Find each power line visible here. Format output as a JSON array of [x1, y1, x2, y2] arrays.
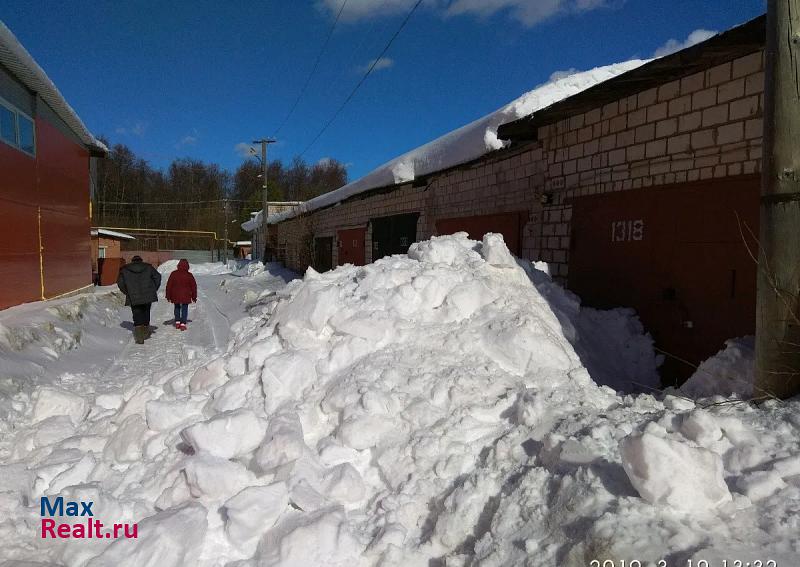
[[300, 0, 423, 158], [96, 199, 246, 205], [272, 0, 349, 138]]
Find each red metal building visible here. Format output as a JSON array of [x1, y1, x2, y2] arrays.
[[0, 22, 107, 310]]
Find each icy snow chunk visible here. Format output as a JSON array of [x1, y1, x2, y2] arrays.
[[736, 470, 787, 501], [447, 279, 498, 319], [48, 453, 96, 494], [113, 385, 161, 424], [189, 357, 228, 393], [272, 283, 341, 336], [620, 432, 732, 511], [771, 455, 800, 478], [209, 373, 260, 413], [0, 463, 34, 504], [145, 396, 206, 431], [95, 393, 123, 410], [261, 350, 318, 413], [31, 386, 87, 426], [15, 416, 76, 455], [321, 463, 366, 504], [86, 503, 207, 567], [254, 413, 307, 473], [248, 336, 283, 370], [679, 410, 724, 447], [181, 409, 266, 459], [224, 483, 289, 552], [480, 233, 517, 267], [407, 232, 480, 266], [255, 507, 360, 566], [104, 415, 149, 463], [182, 454, 256, 500], [681, 336, 755, 398], [338, 415, 404, 451], [225, 354, 248, 377]]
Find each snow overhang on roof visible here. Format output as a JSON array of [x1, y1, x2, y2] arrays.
[[241, 211, 262, 233], [263, 15, 765, 228], [242, 202, 305, 231], [265, 59, 651, 226], [92, 228, 136, 241], [497, 15, 765, 142], [0, 21, 108, 157]]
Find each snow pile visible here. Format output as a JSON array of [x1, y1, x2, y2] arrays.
[[157, 260, 232, 276], [250, 60, 647, 228], [0, 290, 124, 423], [1, 235, 799, 566], [681, 336, 756, 399], [231, 261, 267, 278]]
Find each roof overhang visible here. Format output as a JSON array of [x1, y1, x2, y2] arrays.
[[0, 22, 108, 157], [497, 15, 766, 143], [92, 228, 136, 241]]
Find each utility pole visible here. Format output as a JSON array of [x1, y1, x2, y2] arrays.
[[253, 138, 276, 262], [223, 198, 229, 264], [755, 0, 800, 399]]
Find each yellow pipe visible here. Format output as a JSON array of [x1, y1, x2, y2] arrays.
[[37, 206, 45, 300], [45, 284, 94, 302]]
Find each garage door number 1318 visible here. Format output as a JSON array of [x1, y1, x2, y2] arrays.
[[611, 219, 644, 243]]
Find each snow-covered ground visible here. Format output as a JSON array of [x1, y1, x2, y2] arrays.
[[0, 239, 798, 567]]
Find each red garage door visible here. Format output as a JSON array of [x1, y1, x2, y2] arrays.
[[337, 227, 366, 266], [436, 211, 524, 255], [568, 175, 760, 384]]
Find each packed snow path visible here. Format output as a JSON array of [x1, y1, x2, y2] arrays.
[[90, 278, 232, 403], [0, 242, 798, 567]]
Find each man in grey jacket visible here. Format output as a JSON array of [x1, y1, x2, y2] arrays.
[[117, 256, 162, 344]]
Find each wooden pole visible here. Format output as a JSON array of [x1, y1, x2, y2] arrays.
[[755, 0, 800, 398]]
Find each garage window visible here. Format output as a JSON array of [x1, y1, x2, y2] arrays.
[[18, 114, 35, 155], [0, 98, 35, 156], [0, 103, 15, 145]]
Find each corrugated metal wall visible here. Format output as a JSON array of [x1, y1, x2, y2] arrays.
[[38, 119, 91, 298], [0, 140, 40, 309], [0, 113, 91, 310]]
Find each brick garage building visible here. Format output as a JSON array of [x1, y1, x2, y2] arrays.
[[268, 16, 765, 382], [0, 22, 107, 310]]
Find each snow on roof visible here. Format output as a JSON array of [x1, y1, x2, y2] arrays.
[[263, 59, 647, 226], [0, 21, 107, 156], [242, 202, 305, 232], [92, 228, 136, 241]]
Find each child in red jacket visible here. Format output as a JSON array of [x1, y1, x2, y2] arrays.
[[165, 259, 197, 330]]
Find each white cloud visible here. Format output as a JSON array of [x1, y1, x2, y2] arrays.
[[358, 57, 394, 73], [177, 135, 198, 148], [114, 121, 148, 137], [653, 29, 717, 58], [234, 142, 258, 159], [318, 0, 611, 26], [317, 157, 333, 167], [318, 0, 423, 21]]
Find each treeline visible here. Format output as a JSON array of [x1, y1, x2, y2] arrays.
[[92, 139, 347, 242]]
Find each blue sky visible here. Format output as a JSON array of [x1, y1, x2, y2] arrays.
[[1, 0, 764, 182]]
